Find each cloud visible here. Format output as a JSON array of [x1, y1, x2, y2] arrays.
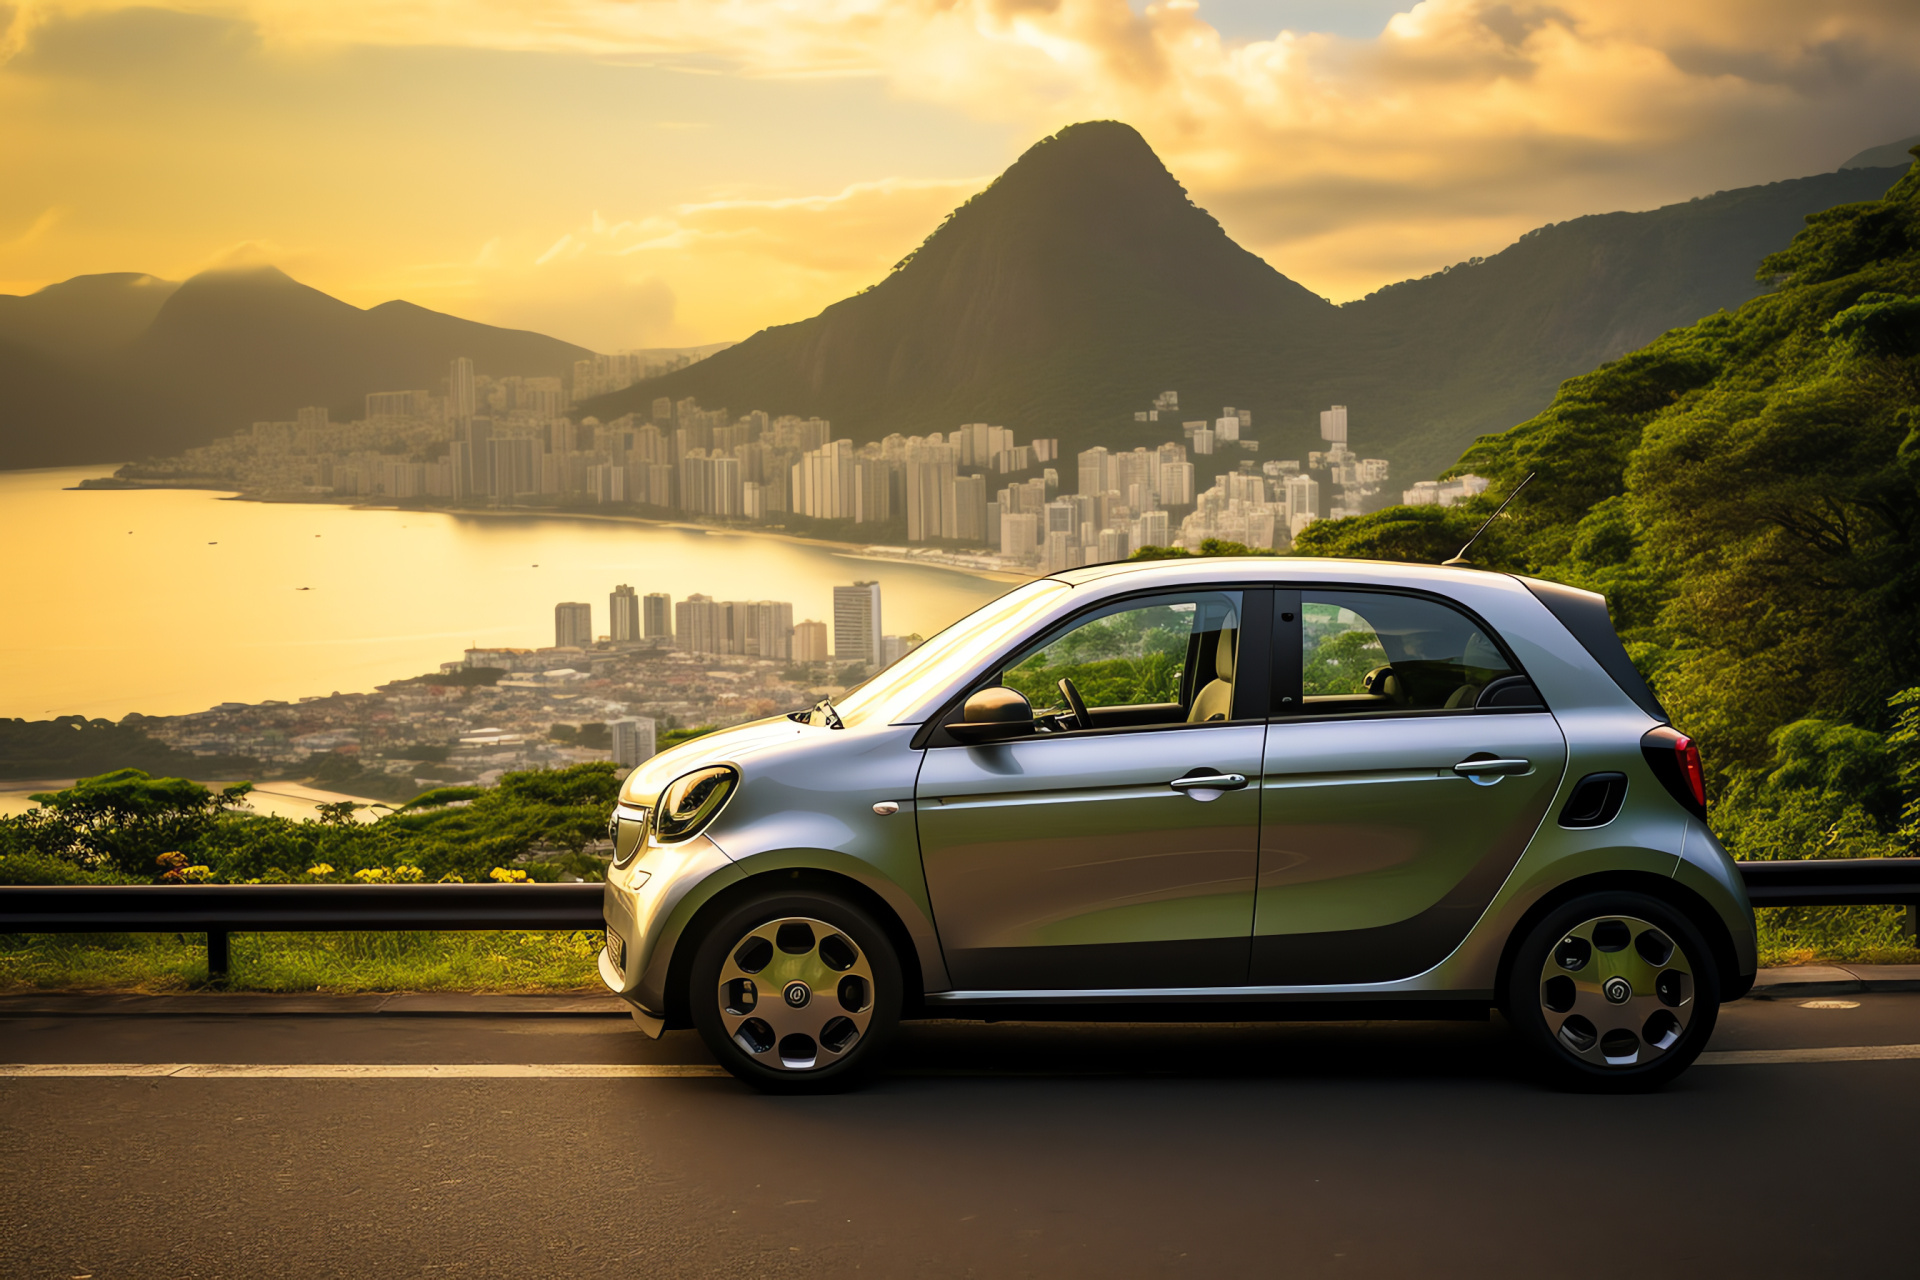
[[7, 0, 1920, 323], [410, 176, 990, 349]]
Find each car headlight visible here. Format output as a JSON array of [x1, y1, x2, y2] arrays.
[[652, 765, 739, 843], [609, 801, 651, 869]]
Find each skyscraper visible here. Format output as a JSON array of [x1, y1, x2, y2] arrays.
[[610, 718, 657, 767], [833, 581, 882, 669], [555, 602, 592, 649], [643, 592, 672, 640], [609, 585, 640, 642], [449, 356, 475, 424]]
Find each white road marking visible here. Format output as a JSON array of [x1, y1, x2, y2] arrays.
[[4, 1046, 1919, 1078], [0, 1063, 727, 1078], [1697, 1043, 1920, 1066]]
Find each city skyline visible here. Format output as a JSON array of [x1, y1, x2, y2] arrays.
[[115, 355, 1476, 566]]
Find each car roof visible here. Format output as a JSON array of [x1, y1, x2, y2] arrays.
[[1052, 555, 1519, 593]]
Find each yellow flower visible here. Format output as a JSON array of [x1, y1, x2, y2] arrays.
[[307, 863, 334, 877], [489, 867, 530, 883], [392, 865, 425, 883], [437, 873, 464, 884]]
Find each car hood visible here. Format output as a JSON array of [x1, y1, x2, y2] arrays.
[[618, 715, 810, 804]]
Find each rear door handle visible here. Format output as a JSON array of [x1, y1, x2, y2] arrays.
[[1453, 758, 1531, 777], [1169, 773, 1249, 791]]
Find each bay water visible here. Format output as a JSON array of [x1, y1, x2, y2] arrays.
[[0, 466, 1013, 720]]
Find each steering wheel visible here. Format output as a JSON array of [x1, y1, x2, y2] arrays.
[[1057, 677, 1091, 731]]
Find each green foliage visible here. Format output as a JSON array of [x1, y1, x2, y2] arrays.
[[9, 770, 252, 877], [1002, 604, 1189, 710], [303, 751, 425, 803], [1303, 628, 1387, 697], [659, 725, 719, 751], [0, 715, 258, 782], [1126, 538, 1278, 563], [1289, 160, 1920, 796], [401, 786, 485, 810], [0, 763, 621, 887]]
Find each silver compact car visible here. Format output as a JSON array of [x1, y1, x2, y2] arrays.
[[600, 558, 1754, 1092]]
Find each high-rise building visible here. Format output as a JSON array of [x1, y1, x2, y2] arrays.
[[643, 592, 672, 640], [610, 718, 657, 767], [833, 581, 882, 668], [449, 357, 476, 424], [733, 600, 794, 660], [793, 619, 830, 663], [610, 585, 640, 642], [554, 602, 592, 649], [676, 594, 723, 654], [1320, 404, 1348, 444]]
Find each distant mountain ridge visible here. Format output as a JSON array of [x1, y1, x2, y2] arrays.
[[0, 266, 590, 468], [587, 121, 1912, 481], [2, 124, 1913, 477]]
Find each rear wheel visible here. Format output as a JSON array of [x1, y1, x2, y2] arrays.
[[689, 888, 901, 1093], [1503, 890, 1720, 1092]]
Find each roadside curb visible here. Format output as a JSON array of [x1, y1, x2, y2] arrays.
[[1746, 965, 1920, 999], [0, 992, 631, 1017]]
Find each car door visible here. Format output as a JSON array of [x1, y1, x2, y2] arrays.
[[1251, 587, 1567, 985], [916, 588, 1270, 991]]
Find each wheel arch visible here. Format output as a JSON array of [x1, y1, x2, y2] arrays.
[[661, 866, 929, 1029], [1492, 870, 1746, 1011]]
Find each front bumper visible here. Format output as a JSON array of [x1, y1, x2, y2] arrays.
[[598, 832, 739, 1025]]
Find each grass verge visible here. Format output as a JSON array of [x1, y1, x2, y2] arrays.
[[2, 909, 1913, 994], [0, 930, 602, 993]]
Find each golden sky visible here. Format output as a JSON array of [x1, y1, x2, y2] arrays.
[[2, 0, 1916, 350]]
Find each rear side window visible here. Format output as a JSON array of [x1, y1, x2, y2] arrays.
[[1298, 591, 1520, 715]]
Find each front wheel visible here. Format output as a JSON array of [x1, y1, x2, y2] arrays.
[[689, 889, 902, 1093], [1503, 891, 1720, 1092]]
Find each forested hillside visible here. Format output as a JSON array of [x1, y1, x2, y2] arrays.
[[1295, 149, 1920, 896], [590, 121, 1907, 481]]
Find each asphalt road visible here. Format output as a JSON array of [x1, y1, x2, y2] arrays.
[[3, 996, 1917, 1279]]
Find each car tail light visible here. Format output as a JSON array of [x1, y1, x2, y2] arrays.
[[1640, 726, 1707, 820]]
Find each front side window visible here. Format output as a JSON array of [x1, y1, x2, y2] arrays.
[[996, 590, 1244, 729], [1299, 591, 1518, 715]]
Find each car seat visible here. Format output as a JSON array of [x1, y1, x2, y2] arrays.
[[1187, 627, 1236, 722]]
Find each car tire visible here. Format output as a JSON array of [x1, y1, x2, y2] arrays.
[[689, 888, 902, 1094], [1503, 890, 1720, 1093]]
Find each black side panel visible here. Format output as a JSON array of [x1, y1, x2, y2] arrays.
[[947, 938, 1253, 991], [1519, 578, 1667, 721]]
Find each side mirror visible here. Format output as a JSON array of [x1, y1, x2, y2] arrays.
[[944, 686, 1036, 744]]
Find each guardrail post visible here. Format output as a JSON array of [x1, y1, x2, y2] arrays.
[[1904, 904, 1917, 945], [206, 930, 230, 985]]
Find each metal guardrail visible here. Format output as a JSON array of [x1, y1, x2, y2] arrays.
[[1, 861, 1916, 980], [0, 883, 604, 977], [1737, 858, 1920, 908]]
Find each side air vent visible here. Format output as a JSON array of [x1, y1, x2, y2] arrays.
[[1559, 772, 1628, 828]]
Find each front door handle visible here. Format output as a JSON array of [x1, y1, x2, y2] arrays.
[[1453, 757, 1531, 778], [1169, 773, 1249, 791]]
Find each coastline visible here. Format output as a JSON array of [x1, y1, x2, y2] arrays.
[[74, 476, 1032, 585]]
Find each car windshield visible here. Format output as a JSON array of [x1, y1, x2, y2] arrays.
[[832, 578, 1071, 727]]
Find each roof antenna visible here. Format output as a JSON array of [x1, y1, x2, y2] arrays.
[[1443, 471, 1535, 568]]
